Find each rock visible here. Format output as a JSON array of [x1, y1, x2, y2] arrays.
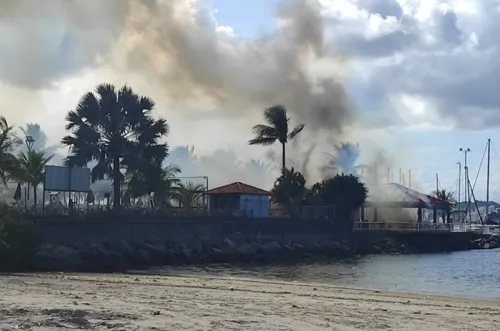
[[260, 241, 282, 253], [223, 238, 236, 249], [236, 244, 256, 256]]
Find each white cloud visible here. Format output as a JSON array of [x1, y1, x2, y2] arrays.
[[3, 0, 500, 197]]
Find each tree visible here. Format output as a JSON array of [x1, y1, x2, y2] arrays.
[[432, 189, 455, 203], [14, 150, 53, 205], [311, 174, 368, 221], [61, 83, 169, 210], [432, 189, 455, 222], [19, 123, 61, 162], [325, 142, 361, 175], [249, 105, 304, 172], [0, 116, 21, 186], [272, 167, 306, 215], [126, 164, 182, 208], [175, 182, 205, 210]]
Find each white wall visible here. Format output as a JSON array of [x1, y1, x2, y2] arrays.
[[239, 194, 270, 217]]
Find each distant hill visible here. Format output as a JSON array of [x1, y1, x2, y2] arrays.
[[455, 200, 500, 211]]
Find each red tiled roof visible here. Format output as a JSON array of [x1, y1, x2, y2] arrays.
[[205, 182, 271, 195]]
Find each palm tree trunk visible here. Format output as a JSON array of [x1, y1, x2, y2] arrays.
[[33, 184, 37, 206], [113, 157, 121, 211], [281, 142, 286, 173]]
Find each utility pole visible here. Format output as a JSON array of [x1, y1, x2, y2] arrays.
[[399, 168, 402, 184], [408, 169, 412, 188]]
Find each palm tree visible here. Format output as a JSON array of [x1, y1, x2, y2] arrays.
[[14, 150, 53, 205], [325, 142, 361, 175], [126, 164, 182, 208], [249, 105, 304, 172], [0, 116, 21, 186], [175, 181, 205, 210], [432, 189, 456, 222], [432, 189, 455, 203], [61, 83, 169, 210]]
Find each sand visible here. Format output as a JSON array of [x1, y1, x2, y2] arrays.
[[0, 273, 499, 330]]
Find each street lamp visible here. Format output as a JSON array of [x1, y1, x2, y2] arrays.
[[25, 136, 34, 151], [459, 148, 471, 222]]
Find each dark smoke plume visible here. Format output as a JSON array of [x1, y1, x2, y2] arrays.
[[0, 0, 355, 134]]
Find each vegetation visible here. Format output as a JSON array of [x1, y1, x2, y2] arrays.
[[0, 116, 21, 185], [0, 82, 370, 227], [61, 83, 169, 210], [126, 164, 182, 208], [249, 105, 304, 172], [311, 174, 368, 218], [432, 189, 456, 222], [432, 189, 455, 204], [325, 142, 361, 175], [272, 168, 306, 214], [271, 167, 368, 222], [0, 203, 39, 270], [175, 181, 205, 210], [14, 150, 53, 205]]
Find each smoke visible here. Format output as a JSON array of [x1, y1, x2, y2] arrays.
[[0, 0, 129, 88], [0, 0, 354, 134], [167, 146, 278, 190]]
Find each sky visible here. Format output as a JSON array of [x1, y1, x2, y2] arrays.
[[1, 0, 499, 201]]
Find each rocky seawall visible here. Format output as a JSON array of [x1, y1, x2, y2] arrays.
[[27, 232, 500, 273]]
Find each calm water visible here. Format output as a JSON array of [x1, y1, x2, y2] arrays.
[[153, 249, 500, 299]]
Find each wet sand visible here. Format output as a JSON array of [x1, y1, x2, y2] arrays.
[[0, 273, 499, 330]]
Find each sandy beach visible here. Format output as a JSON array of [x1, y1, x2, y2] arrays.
[[0, 273, 499, 330]]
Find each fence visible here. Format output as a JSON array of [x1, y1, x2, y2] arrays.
[[353, 222, 472, 232]]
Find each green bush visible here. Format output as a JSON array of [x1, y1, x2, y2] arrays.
[[0, 203, 40, 271]]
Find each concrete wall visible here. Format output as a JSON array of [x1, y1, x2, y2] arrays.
[[33, 217, 350, 246]]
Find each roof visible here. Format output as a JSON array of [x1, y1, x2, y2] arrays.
[[364, 183, 452, 210], [205, 182, 271, 196]]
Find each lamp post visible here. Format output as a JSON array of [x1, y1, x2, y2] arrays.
[[459, 148, 470, 222], [24, 136, 36, 205], [25, 135, 34, 151]]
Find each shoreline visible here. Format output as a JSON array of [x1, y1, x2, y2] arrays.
[[23, 232, 500, 273], [131, 264, 500, 302], [1, 273, 499, 330]]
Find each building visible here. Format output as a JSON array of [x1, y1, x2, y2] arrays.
[[205, 182, 271, 217], [363, 183, 453, 224]]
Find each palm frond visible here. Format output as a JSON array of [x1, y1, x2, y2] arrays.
[[288, 123, 305, 139], [251, 124, 276, 138], [263, 105, 288, 128], [249, 136, 277, 146]]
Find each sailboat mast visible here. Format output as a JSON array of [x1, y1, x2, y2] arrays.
[[486, 138, 491, 218]]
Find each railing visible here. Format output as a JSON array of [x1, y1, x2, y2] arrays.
[[353, 222, 472, 232], [470, 224, 500, 235]]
